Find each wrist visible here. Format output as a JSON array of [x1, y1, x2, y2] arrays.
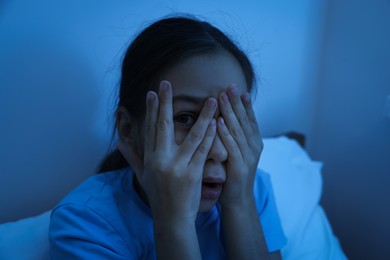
[[153, 216, 196, 236], [220, 196, 268, 259], [220, 195, 257, 212], [153, 218, 201, 260], [151, 206, 197, 225]]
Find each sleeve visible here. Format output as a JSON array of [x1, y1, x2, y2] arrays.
[[254, 169, 288, 253], [49, 204, 136, 259]]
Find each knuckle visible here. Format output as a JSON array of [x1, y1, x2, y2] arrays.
[[230, 128, 241, 139], [197, 143, 209, 155], [188, 131, 202, 144], [153, 160, 166, 172], [171, 164, 181, 175], [153, 156, 171, 171], [205, 129, 216, 139], [255, 139, 264, 153], [222, 128, 231, 137], [259, 139, 264, 150], [157, 119, 171, 131], [237, 116, 246, 126], [205, 129, 214, 137]]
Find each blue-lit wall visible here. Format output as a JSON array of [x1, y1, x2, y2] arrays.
[[0, 0, 325, 221], [309, 0, 390, 259]]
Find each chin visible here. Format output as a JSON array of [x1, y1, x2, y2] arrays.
[[198, 199, 219, 213]]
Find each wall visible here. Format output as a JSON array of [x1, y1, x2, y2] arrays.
[[0, 0, 325, 223], [309, 0, 390, 258]]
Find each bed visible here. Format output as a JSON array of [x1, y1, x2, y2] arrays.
[[0, 134, 346, 259]]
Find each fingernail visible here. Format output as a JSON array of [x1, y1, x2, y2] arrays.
[[210, 118, 216, 126], [207, 98, 217, 108], [243, 92, 251, 105], [228, 85, 239, 96], [218, 117, 225, 126], [160, 80, 170, 91], [220, 92, 229, 103], [147, 91, 155, 101]]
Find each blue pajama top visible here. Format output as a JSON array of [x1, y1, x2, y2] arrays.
[[49, 167, 287, 259]]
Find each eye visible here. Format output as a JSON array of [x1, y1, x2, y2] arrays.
[[174, 113, 197, 128]]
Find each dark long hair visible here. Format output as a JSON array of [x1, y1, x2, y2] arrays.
[[98, 15, 255, 173]]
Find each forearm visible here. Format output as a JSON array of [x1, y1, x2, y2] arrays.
[[153, 219, 201, 260], [221, 199, 281, 260]]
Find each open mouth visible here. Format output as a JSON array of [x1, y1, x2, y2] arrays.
[[202, 182, 220, 188], [201, 181, 223, 200]]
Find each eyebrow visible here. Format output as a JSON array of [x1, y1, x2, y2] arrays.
[[173, 95, 207, 104]]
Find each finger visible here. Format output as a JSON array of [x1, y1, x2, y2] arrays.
[[180, 97, 217, 160], [226, 85, 254, 139], [218, 90, 248, 151], [241, 92, 261, 138], [217, 117, 243, 161], [156, 80, 174, 150], [144, 90, 159, 156], [190, 119, 217, 167]]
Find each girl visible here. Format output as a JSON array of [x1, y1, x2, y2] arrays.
[[49, 16, 287, 259]]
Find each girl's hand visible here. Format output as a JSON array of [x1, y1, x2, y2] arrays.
[[118, 80, 217, 223], [217, 84, 263, 208]]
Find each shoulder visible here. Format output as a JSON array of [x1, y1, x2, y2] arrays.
[[50, 168, 133, 236], [49, 168, 154, 258], [51, 167, 148, 225], [54, 169, 128, 208], [49, 169, 132, 257]]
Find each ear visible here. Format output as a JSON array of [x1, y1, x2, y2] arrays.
[[116, 106, 144, 178], [116, 106, 138, 142]]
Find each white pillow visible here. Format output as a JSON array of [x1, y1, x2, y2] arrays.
[[260, 136, 346, 259], [0, 211, 51, 260]]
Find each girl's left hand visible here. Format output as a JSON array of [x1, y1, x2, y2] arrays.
[[217, 84, 263, 208]]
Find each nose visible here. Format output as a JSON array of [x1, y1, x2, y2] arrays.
[[207, 133, 228, 162]]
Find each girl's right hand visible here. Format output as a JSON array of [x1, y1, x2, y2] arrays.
[[118, 80, 217, 224]]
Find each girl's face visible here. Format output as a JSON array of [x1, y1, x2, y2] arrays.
[[139, 50, 248, 212]]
